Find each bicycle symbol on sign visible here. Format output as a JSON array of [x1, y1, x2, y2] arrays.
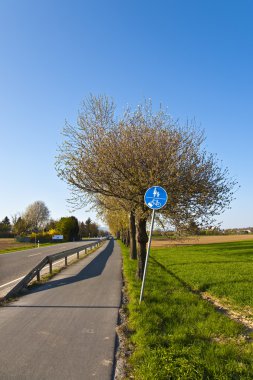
[[147, 199, 161, 208]]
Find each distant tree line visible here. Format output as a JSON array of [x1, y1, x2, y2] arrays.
[[0, 200, 106, 242]]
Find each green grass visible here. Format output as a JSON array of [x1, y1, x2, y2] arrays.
[[152, 240, 253, 313], [120, 240, 253, 379]]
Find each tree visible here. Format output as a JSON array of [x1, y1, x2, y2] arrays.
[[2, 216, 11, 227], [85, 217, 92, 237], [79, 221, 86, 238], [100, 203, 131, 247], [89, 221, 99, 237], [96, 195, 136, 257], [57, 216, 79, 241], [23, 201, 50, 232], [0, 216, 11, 234], [44, 219, 58, 231], [79, 218, 99, 238], [56, 95, 237, 279], [12, 216, 27, 235]]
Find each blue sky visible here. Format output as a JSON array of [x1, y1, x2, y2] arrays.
[[0, 0, 252, 228]]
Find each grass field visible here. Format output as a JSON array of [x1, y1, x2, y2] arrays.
[[152, 240, 253, 318], [120, 239, 253, 379]]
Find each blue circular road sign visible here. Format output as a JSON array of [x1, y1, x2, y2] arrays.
[[144, 186, 168, 210]]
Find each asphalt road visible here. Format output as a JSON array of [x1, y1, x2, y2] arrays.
[[0, 241, 97, 288], [0, 239, 122, 380]]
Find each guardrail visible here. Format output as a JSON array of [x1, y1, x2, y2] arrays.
[[3, 239, 105, 301]]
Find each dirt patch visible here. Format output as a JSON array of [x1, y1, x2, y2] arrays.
[[201, 292, 253, 334], [114, 283, 133, 380], [152, 234, 253, 247], [0, 238, 34, 252]]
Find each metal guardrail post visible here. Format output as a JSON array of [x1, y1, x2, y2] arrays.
[[3, 256, 49, 300]]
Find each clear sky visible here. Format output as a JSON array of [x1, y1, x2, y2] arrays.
[[1, 0, 252, 229]]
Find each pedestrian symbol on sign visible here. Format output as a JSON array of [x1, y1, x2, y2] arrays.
[[153, 187, 160, 197]]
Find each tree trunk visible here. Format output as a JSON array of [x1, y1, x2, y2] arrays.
[[121, 228, 130, 246], [136, 217, 148, 279], [120, 229, 124, 243], [126, 229, 130, 247], [129, 211, 137, 259]]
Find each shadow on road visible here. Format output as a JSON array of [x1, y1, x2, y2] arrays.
[[27, 239, 114, 295]]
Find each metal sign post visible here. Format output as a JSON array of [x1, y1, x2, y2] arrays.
[[139, 208, 155, 303], [139, 186, 168, 303]]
